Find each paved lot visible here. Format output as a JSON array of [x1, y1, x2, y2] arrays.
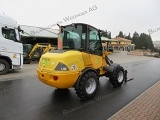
[[0, 51, 159, 120], [108, 51, 157, 64], [0, 51, 158, 81], [1, 60, 160, 120], [0, 62, 38, 81]]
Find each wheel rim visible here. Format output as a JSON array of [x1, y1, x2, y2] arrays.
[[0, 63, 5, 72], [85, 78, 96, 94], [118, 71, 124, 83]]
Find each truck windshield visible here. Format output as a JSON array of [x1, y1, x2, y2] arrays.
[[2, 27, 20, 41]]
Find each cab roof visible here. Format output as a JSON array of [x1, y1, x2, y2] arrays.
[[0, 14, 18, 27], [62, 23, 100, 31]]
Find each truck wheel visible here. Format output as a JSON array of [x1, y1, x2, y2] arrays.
[[76, 71, 99, 100], [26, 60, 31, 64], [0, 59, 10, 75], [110, 66, 125, 88], [24, 59, 31, 64]]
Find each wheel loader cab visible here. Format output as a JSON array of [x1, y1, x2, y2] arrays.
[[61, 23, 103, 55], [59, 23, 106, 71]]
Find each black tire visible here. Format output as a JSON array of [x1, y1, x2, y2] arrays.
[[109, 65, 125, 88], [75, 71, 99, 100], [24, 59, 31, 64], [0, 59, 10, 75], [26, 60, 31, 64]]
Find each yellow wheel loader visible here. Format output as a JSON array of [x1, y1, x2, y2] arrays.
[[37, 23, 128, 100]]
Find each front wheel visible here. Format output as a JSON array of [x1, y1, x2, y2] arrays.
[[0, 59, 10, 75], [75, 71, 99, 100], [109, 66, 125, 88]]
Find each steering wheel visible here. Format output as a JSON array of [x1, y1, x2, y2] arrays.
[[89, 41, 101, 53]]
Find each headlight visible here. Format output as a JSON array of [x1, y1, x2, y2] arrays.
[[13, 54, 17, 58], [55, 62, 69, 71]]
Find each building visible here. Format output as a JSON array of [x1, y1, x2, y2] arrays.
[[20, 25, 135, 51], [101, 36, 118, 51], [109, 37, 135, 51], [20, 25, 58, 45], [101, 36, 135, 52]]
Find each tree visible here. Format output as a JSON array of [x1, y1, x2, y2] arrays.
[[147, 35, 154, 50], [101, 30, 107, 37], [118, 31, 124, 38], [107, 32, 111, 39], [132, 32, 140, 49], [132, 32, 154, 50], [101, 30, 112, 38], [125, 33, 132, 40], [139, 33, 146, 49]]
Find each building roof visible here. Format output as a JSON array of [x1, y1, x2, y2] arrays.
[[101, 36, 118, 42], [113, 37, 132, 42], [20, 26, 119, 42], [20, 25, 58, 38], [102, 43, 135, 47]]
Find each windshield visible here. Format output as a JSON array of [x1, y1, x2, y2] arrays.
[[23, 45, 32, 52], [2, 27, 21, 42], [62, 24, 87, 50]]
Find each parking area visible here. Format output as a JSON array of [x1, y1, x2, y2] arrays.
[[0, 51, 160, 120], [0, 51, 157, 81]]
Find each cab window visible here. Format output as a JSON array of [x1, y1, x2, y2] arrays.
[[88, 26, 102, 55], [63, 24, 87, 50], [2, 27, 16, 41]]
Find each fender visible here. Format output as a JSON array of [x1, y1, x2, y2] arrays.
[[0, 55, 12, 69], [0, 55, 12, 63], [103, 63, 120, 72]]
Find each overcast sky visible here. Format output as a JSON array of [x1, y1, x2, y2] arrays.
[[0, 0, 159, 40]]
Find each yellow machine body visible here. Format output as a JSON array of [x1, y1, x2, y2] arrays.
[[37, 50, 108, 88]]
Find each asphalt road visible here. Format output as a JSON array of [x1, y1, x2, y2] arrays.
[[0, 59, 160, 120]]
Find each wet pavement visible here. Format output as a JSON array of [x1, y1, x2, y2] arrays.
[[0, 59, 160, 120]]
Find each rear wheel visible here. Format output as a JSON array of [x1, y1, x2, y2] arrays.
[[0, 59, 10, 75], [110, 66, 125, 88], [75, 71, 99, 100]]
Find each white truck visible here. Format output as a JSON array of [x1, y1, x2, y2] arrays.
[[0, 14, 23, 75]]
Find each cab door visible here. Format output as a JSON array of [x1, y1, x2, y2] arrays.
[[87, 26, 103, 69]]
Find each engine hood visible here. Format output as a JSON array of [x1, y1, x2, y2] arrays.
[[38, 50, 84, 72]]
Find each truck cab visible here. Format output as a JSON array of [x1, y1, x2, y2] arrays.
[[0, 14, 23, 75]]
